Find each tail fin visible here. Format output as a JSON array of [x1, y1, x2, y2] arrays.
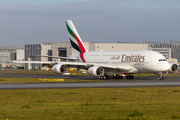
[[65, 20, 87, 62]]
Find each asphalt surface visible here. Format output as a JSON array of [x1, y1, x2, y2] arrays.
[[0, 73, 97, 80], [0, 73, 180, 89]]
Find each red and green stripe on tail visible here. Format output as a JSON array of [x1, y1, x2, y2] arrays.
[[65, 20, 87, 62]]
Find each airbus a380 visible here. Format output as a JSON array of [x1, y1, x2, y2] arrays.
[[13, 20, 178, 80]]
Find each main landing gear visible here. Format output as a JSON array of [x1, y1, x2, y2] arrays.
[[99, 75, 134, 80]]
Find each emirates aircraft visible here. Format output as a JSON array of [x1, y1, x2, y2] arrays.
[[13, 20, 178, 80]]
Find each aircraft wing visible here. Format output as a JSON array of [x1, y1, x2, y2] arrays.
[[29, 55, 78, 60], [13, 61, 134, 72], [13, 61, 53, 64], [12, 61, 87, 67], [12, 61, 135, 73], [61, 62, 136, 73]]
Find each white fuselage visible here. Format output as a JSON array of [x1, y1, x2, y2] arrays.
[[76, 50, 170, 74]]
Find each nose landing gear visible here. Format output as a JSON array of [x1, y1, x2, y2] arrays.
[[158, 73, 163, 80], [158, 76, 163, 80]]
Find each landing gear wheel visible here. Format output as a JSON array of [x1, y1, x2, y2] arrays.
[[116, 75, 120, 79], [120, 76, 123, 79], [112, 75, 117, 79], [99, 76, 110, 80], [99, 75, 125, 80], [158, 76, 163, 80], [126, 75, 134, 79], [107, 76, 111, 79]]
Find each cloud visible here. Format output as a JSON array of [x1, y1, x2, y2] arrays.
[[0, 0, 180, 46]]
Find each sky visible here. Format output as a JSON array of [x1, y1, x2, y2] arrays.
[[0, 0, 180, 47]]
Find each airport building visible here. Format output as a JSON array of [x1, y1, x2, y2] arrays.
[[16, 49, 25, 61], [0, 46, 24, 68], [51, 42, 89, 61], [24, 42, 52, 70], [143, 41, 180, 62]]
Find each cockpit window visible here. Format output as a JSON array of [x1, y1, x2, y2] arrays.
[[158, 59, 167, 62]]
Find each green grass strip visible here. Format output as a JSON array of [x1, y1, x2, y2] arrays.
[[1, 87, 180, 119]]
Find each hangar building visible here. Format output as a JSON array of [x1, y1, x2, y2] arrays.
[[143, 41, 180, 62], [24, 42, 52, 70], [0, 46, 24, 68]]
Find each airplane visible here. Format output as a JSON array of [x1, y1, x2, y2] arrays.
[[13, 20, 178, 80]]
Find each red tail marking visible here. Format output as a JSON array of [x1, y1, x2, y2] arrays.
[[74, 32, 86, 62]]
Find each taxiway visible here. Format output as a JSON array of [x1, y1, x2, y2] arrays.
[[0, 73, 180, 89]]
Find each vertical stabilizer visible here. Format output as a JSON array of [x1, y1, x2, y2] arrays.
[[65, 20, 87, 62]]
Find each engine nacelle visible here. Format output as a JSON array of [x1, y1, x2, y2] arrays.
[[87, 66, 104, 76], [51, 64, 68, 74], [168, 63, 178, 73]]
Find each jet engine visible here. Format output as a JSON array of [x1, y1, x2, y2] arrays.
[[51, 64, 68, 74], [168, 63, 178, 73], [87, 66, 104, 76]]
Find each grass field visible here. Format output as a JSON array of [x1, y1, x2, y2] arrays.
[[1, 87, 180, 120], [0, 70, 180, 119]]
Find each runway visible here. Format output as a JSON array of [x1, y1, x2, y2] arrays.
[[0, 73, 180, 89], [1, 81, 180, 89]]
